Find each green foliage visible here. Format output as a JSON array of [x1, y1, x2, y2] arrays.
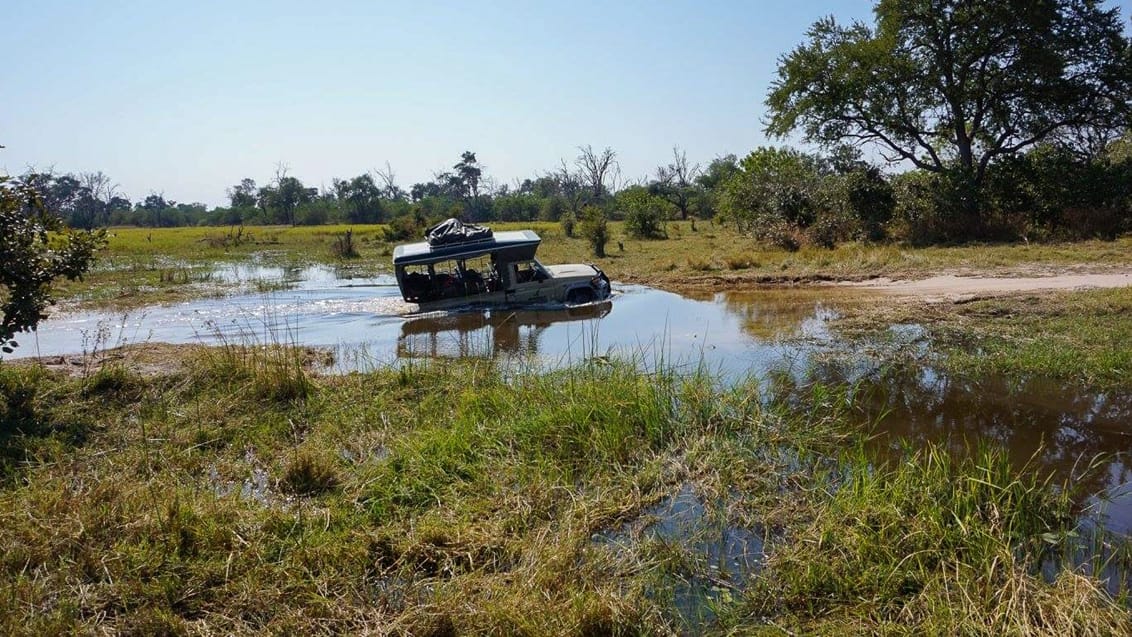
[[577, 206, 609, 257], [0, 178, 106, 352], [559, 211, 576, 238], [720, 147, 825, 246], [333, 174, 385, 224], [766, 0, 1132, 227], [835, 165, 895, 241], [983, 146, 1132, 240], [493, 192, 540, 222], [383, 213, 426, 242], [616, 186, 667, 239]]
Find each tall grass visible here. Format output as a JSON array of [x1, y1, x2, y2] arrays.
[[727, 443, 1128, 634], [0, 350, 1127, 634]]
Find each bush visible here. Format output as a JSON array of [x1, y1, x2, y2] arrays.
[[806, 208, 858, 249], [331, 229, 359, 259], [560, 212, 576, 238], [578, 207, 609, 257], [839, 167, 894, 241], [763, 221, 802, 252], [384, 214, 425, 242], [890, 171, 975, 245], [617, 187, 667, 239]]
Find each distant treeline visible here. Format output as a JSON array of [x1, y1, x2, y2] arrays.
[[16, 138, 1132, 247]]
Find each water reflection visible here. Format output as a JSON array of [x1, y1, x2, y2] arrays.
[[398, 302, 613, 359], [802, 362, 1132, 535], [687, 288, 866, 341]]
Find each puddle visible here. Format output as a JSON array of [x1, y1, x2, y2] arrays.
[[597, 484, 764, 628], [208, 449, 277, 506]]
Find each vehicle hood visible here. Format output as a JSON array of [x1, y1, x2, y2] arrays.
[[545, 263, 599, 279]]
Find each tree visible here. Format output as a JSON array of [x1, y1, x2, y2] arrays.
[[720, 147, 825, 234], [373, 162, 406, 201], [575, 145, 619, 203], [651, 147, 702, 220], [139, 193, 172, 227], [453, 151, 483, 202], [766, 0, 1132, 220], [554, 161, 587, 215], [261, 164, 313, 226], [1, 178, 105, 352], [695, 155, 740, 218], [228, 178, 258, 209], [333, 174, 384, 223]]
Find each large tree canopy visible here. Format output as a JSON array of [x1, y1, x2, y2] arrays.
[[766, 0, 1132, 191]]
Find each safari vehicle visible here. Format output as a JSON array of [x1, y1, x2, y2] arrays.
[[393, 219, 610, 312]]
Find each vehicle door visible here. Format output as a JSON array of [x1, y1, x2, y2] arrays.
[[504, 260, 550, 304]]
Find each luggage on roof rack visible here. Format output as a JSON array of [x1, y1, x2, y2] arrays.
[[425, 218, 493, 246]]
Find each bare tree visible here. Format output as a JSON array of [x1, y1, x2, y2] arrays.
[[575, 145, 618, 203], [653, 147, 702, 220], [372, 161, 405, 200], [554, 160, 586, 214], [76, 171, 122, 227], [79, 171, 120, 204]]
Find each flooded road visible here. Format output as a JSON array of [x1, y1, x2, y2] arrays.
[[5, 263, 1131, 540], [7, 265, 851, 379]]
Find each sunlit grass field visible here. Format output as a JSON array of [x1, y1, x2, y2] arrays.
[[55, 222, 1132, 312]]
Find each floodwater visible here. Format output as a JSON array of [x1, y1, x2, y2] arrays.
[[5, 262, 1131, 605], [6, 264, 847, 378]]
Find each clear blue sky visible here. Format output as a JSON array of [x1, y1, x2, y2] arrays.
[[2, 0, 1128, 207]]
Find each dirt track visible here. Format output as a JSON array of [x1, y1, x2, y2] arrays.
[[845, 271, 1132, 301]]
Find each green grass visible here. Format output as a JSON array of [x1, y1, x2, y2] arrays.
[[0, 348, 1124, 634], [835, 286, 1132, 391], [937, 288, 1132, 389], [724, 444, 1125, 634], [49, 223, 1132, 311]]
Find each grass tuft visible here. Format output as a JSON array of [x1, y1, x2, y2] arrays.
[[281, 449, 340, 495]]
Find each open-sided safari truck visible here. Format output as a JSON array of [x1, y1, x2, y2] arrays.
[[393, 219, 611, 312]]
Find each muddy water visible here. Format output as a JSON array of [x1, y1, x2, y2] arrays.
[[6, 265, 1131, 537], [6, 265, 852, 378]]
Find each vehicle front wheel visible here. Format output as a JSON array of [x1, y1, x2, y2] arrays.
[[567, 287, 594, 305]]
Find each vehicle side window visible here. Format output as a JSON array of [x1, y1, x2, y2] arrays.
[[512, 260, 546, 284], [462, 255, 497, 293]]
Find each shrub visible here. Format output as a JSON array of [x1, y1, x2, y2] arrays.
[[762, 221, 802, 252], [384, 214, 425, 242], [578, 207, 609, 257], [560, 212, 576, 238], [806, 208, 858, 249], [617, 186, 667, 239], [331, 229, 359, 259]]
